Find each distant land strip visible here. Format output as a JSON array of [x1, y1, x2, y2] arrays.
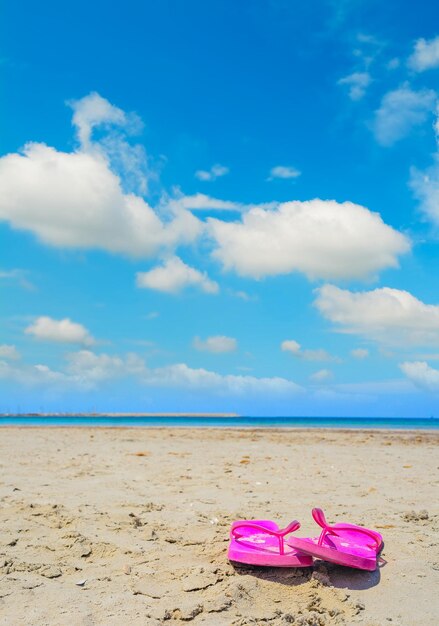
[[0, 412, 240, 418]]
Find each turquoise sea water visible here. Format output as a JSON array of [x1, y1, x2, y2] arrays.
[[0, 416, 438, 429]]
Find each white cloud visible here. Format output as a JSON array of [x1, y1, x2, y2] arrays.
[[209, 199, 410, 281], [400, 361, 439, 392], [281, 340, 301, 354], [408, 36, 439, 72], [168, 192, 245, 213], [0, 346, 303, 397], [351, 348, 369, 359], [0, 142, 201, 256], [69, 93, 151, 197], [232, 290, 252, 301], [0, 345, 20, 360], [356, 33, 379, 45], [338, 71, 371, 100], [0, 268, 35, 291], [0, 350, 140, 390], [410, 102, 439, 227], [0, 94, 201, 257], [142, 362, 302, 395], [136, 256, 219, 295], [0, 349, 138, 390], [0, 360, 68, 388], [268, 166, 301, 180], [315, 284, 439, 346], [310, 369, 333, 382], [193, 336, 237, 353], [168, 191, 280, 215], [281, 340, 338, 362], [68, 91, 128, 148], [66, 350, 301, 395], [25, 316, 95, 346], [69, 93, 153, 197], [372, 84, 435, 146], [355, 32, 385, 59], [65, 350, 145, 386], [195, 164, 229, 182]]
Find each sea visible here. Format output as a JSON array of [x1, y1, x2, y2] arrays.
[[0, 415, 438, 429]]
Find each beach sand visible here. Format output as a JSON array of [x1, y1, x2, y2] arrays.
[[0, 427, 437, 626]]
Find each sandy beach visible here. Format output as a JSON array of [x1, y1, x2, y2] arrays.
[[0, 427, 437, 626]]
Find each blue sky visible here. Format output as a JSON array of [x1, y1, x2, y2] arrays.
[[1, 0, 439, 415]]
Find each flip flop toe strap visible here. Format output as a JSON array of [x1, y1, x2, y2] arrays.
[[231, 520, 300, 555], [312, 508, 382, 550]]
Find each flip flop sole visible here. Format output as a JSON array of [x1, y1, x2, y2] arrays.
[[287, 537, 378, 571], [228, 519, 313, 568], [228, 543, 313, 567]]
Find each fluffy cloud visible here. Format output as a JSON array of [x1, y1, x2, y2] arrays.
[[193, 336, 237, 353], [281, 340, 337, 362], [0, 360, 68, 388], [338, 71, 371, 100], [0, 346, 303, 397], [372, 84, 435, 146], [0, 143, 200, 256], [310, 369, 333, 382], [315, 284, 439, 346], [69, 92, 150, 196], [142, 362, 301, 395], [65, 350, 145, 386], [68, 91, 129, 149], [25, 316, 95, 346], [195, 164, 229, 182], [0, 349, 138, 390], [68, 350, 302, 395], [408, 36, 439, 72], [268, 166, 301, 180], [0, 94, 201, 257], [410, 103, 439, 227], [281, 340, 301, 355], [0, 345, 20, 360], [351, 348, 369, 359], [169, 193, 247, 213], [400, 361, 439, 391], [136, 256, 219, 294], [209, 199, 410, 280], [168, 192, 280, 215]]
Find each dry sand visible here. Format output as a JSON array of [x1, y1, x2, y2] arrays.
[[0, 427, 437, 626]]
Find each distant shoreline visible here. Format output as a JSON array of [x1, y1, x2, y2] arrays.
[[0, 412, 240, 418]]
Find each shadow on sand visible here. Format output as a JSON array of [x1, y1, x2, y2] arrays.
[[231, 558, 383, 591], [231, 562, 314, 588]]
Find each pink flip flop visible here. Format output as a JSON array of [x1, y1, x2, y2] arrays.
[[287, 508, 383, 571], [228, 519, 313, 567]]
